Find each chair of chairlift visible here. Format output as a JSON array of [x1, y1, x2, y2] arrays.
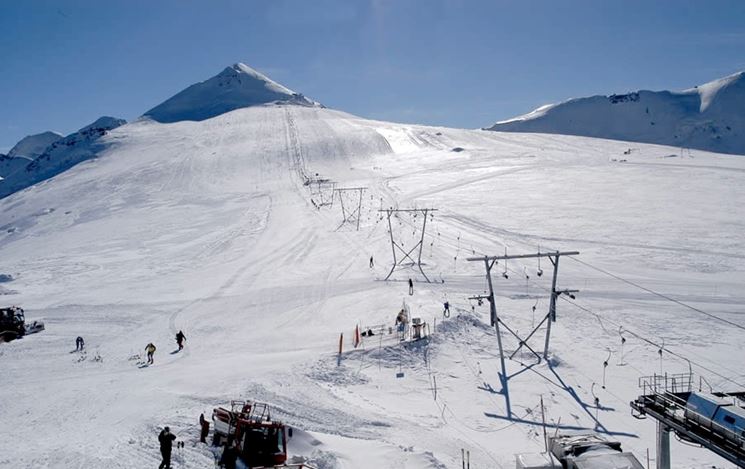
[[537, 248, 543, 276]]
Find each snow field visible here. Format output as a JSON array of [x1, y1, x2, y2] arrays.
[[1, 105, 744, 468]]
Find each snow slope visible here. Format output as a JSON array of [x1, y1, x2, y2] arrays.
[[7, 131, 63, 159], [0, 131, 63, 181], [2, 67, 745, 469], [143, 63, 320, 124], [0, 154, 29, 181], [0, 117, 125, 199], [487, 71, 745, 156]]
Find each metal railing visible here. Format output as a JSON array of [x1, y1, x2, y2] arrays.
[[633, 372, 745, 466]]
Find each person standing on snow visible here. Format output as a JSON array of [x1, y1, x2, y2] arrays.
[[145, 343, 156, 364], [369, 255, 374, 268], [75, 336, 85, 351], [175, 330, 186, 351], [199, 412, 210, 443], [158, 426, 177, 469], [408, 278, 414, 295]]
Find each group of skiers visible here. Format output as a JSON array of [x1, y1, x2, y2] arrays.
[[71, 330, 186, 366], [144, 330, 186, 365]]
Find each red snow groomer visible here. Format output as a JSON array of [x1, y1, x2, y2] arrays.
[[212, 400, 303, 468]]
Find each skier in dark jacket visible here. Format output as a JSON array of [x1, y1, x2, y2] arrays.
[[158, 426, 177, 469], [175, 330, 186, 351], [75, 336, 85, 351]]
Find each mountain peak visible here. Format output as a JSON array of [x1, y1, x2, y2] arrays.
[[7, 131, 63, 159], [143, 62, 320, 124]]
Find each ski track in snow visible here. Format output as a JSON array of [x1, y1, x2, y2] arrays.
[[1, 105, 744, 468]]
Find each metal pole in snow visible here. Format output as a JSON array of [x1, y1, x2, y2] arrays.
[[484, 256, 510, 417], [541, 395, 548, 453], [544, 254, 559, 359], [384, 210, 397, 280], [337, 332, 343, 367]]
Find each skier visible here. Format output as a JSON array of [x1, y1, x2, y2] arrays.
[[199, 412, 210, 443], [75, 336, 85, 351], [158, 426, 177, 469], [145, 342, 156, 365], [175, 330, 186, 351], [443, 301, 450, 318], [369, 255, 374, 268], [408, 278, 414, 295]]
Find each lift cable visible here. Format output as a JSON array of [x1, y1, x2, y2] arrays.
[[554, 293, 745, 389], [567, 256, 745, 333]]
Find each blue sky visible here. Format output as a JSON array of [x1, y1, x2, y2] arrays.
[[1, 0, 744, 151]]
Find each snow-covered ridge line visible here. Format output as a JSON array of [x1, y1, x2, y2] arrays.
[[143, 62, 322, 124], [8, 131, 63, 160], [487, 71, 745, 156], [0, 116, 125, 199]]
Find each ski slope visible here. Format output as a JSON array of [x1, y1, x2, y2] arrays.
[[2, 85, 745, 468]]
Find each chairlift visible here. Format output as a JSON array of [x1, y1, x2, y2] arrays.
[[602, 350, 611, 388], [537, 246, 543, 277], [523, 266, 530, 280], [502, 248, 509, 279]]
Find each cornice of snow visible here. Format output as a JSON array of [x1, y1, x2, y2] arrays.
[[142, 62, 322, 124]]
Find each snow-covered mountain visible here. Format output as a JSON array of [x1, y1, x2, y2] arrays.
[[0, 117, 125, 198], [1, 63, 744, 469], [143, 63, 321, 123], [0, 131, 63, 181], [487, 71, 745, 155], [7, 130, 63, 159], [0, 154, 29, 181]]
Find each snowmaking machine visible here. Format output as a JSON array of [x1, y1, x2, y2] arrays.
[[0, 306, 45, 342], [212, 400, 312, 468]]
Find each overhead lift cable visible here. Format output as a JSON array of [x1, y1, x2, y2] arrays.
[[567, 256, 745, 333]]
